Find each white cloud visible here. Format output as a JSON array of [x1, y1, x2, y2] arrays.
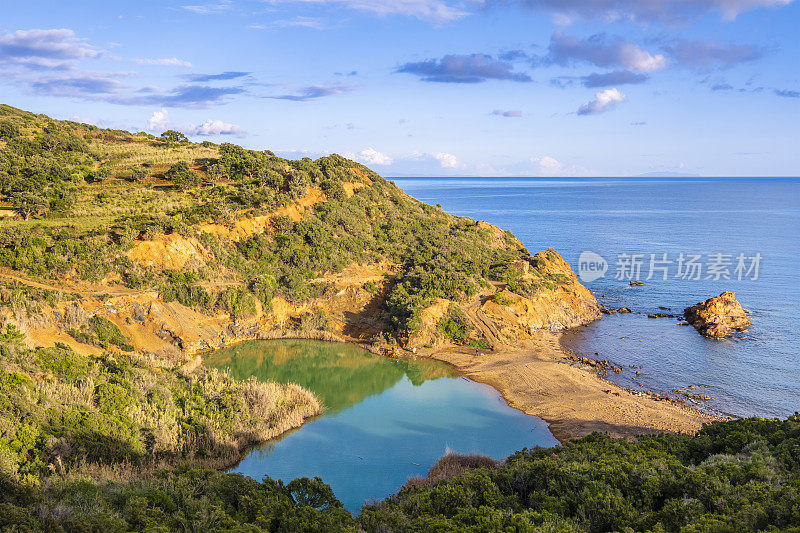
[[549, 32, 667, 73], [347, 148, 394, 165], [189, 119, 245, 136], [577, 88, 627, 116], [272, 0, 469, 23], [180, 0, 232, 15], [509, 0, 794, 24], [491, 109, 522, 117], [531, 155, 590, 176], [249, 17, 328, 30], [435, 152, 461, 168], [134, 57, 192, 68], [0, 28, 99, 68], [619, 44, 667, 73], [146, 109, 170, 132]]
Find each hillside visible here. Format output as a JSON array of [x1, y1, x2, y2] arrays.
[[0, 103, 600, 491], [0, 103, 599, 360]]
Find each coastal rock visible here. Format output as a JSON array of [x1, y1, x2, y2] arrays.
[[683, 291, 751, 338], [409, 249, 601, 350], [478, 249, 602, 340], [618, 307, 633, 314]]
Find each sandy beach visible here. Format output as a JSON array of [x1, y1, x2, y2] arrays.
[[421, 331, 719, 443]]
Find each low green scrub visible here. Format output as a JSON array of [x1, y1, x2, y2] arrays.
[[0, 327, 319, 486], [492, 292, 515, 305], [69, 315, 133, 351], [2, 405, 799, 531], [359, 416, 800, 532], [0, 470, 356, 532], [0, 105, 542, 344], [438, 304, 471, 344]]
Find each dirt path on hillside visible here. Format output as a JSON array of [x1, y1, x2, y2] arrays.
[[423, 332, 719, 443], [0, 269, 245, 298], [462, 297, 503, 350]]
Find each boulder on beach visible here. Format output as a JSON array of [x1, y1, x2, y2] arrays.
[[683, 291, 751, 338]]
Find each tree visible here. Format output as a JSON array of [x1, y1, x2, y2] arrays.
[[160, 130, 188, 144], [0, 120, 19, 140], [10, 190, 48, 220], [165, 161, 199, 189]]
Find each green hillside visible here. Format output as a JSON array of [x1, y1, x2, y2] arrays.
[[0, 104, 545, 342]]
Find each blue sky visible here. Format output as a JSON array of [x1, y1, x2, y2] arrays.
[[1, 0, 798, 176]]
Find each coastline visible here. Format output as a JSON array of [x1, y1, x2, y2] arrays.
[[3, 269, 719, 447], [194, 329, 720, 446], [415, 331, 720, 443]]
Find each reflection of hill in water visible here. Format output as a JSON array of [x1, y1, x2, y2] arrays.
[[204, 340, 456, 413]]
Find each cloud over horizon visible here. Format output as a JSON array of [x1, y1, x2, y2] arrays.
[[547, 32, 667, 73], [268, 84, 357, 101], [146, 109, 171, 132], [189, 119, 245, 136], [346, 147, 394, 165], [0, 28, 99, 68], [578, 87, 627, 115], [397, 54, 532, 83], [494, 0, 795, 24]]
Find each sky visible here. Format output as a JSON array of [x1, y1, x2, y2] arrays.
[[1, 0, 798, 177]]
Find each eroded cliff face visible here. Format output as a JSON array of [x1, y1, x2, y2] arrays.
[[1, 261, 392, 362], [2, 247, 599, 360], [409, 248, 601, 350]]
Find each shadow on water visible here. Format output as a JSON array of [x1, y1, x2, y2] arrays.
[[204, 339, 456, 414]]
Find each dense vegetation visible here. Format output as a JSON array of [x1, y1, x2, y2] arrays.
[[0, 326, 319, 488], [2, 415, 799, 531], [0, 104, 554, 342], [360, 416, 800, 532]]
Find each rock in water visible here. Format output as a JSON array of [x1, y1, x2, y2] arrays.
[[683, 291, 751, 338]]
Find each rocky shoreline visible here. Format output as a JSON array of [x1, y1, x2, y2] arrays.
[[412, 332, 719, 443]]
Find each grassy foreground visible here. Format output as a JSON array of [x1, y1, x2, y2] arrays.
[[0, 326, 321, 487], [1, 416, 799, 531]]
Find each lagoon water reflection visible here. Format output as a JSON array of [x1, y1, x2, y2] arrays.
[[205, 339, 557, 512]]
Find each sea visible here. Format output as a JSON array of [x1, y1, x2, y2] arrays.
[[392, 177, 800, 419]]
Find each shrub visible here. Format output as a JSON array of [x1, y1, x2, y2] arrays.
[[165, 161, 199, 189], [69, 315, 133, 351], [492, 292, 514, 305], [438, 304, 470, 344]]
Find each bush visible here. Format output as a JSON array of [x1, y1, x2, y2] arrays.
[[492, 292, 514, 305], [299, 310, 330, 332], [165, 161, 199, 189], [438, 304, 470, 344], [361, 416, 800, 532]]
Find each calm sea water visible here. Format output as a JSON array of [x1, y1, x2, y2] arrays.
[[205, 340, 557, 513], [393, 177, 800, 419]]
